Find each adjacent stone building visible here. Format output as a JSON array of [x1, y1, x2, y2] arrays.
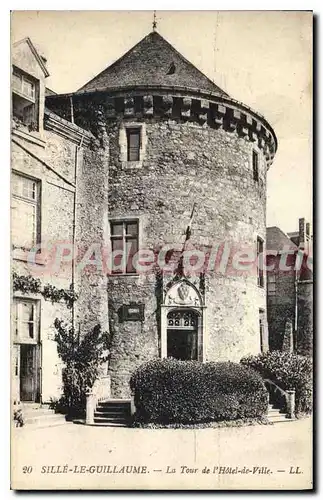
[[12, 30, 278, 401], [266, 217, 313, 355], [11, 38, 94, 403]]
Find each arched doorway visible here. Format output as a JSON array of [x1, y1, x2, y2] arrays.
[[167, 309, 199, 360]]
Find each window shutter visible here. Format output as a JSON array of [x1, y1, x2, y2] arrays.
[[253, 151, 259, 181], [127, 129, 140, 161]]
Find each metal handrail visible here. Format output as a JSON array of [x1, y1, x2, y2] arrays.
[[263, 378, 288, 397], [263, 378, 295, 419]]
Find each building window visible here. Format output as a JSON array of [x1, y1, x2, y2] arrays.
[[110, 220, 139, 274], [252, 150, 259, 182], [267, 273, 276, 296], [12, 69, 36, 101], [13, 299, 39, 342], [12, 173, 40, 249], [12, 67, 38, 130], [127, 128, 141, 161], [259, 309, 265, 353], [257, 237, 264, 287]]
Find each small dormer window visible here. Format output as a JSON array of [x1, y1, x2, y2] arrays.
[[12, 67, 38, 131], [13, 69, 35, 101]]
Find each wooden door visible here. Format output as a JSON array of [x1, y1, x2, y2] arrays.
[[20, 344, 37, 401], [12, 344, 20, 403]]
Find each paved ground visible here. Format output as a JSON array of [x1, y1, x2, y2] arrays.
[[11, 418, 312, 490]]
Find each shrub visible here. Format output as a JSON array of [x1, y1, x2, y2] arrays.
[[240, 351, 313, 415], [13, 408, 24, 427], [130, 359, 268, 426], [54, 319, 111, 416]]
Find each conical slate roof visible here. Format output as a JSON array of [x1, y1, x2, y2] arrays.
[[78, 31, 228, 96]]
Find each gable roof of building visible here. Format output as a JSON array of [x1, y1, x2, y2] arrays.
[[78, 31, 228, 96], [13, 37, 50, 77], [266, 226, 298, 253]]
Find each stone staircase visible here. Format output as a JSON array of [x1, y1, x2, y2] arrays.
[[92, 399, 131, 427], [265, 379, 296, 423], [16, 403, 67, 429], [267, 403, 291, 423]]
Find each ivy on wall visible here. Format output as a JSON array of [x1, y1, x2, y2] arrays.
[[12, 272, 78, 309]]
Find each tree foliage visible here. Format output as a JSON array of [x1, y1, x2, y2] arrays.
[[54, 319, 111, 415]]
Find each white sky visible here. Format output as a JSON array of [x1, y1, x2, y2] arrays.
[[11, 10, 312, 234]]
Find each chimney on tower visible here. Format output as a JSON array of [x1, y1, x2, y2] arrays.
[[298, 217, 311, 253], [298, 218, 306, 250]]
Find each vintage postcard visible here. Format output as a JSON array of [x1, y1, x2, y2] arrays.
[[10, 10, 313, 490]]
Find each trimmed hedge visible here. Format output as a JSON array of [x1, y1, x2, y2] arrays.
[[240, 351, 313, 415], [130, 359, 268, 425]]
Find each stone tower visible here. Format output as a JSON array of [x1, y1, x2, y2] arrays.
[[46, 31, 277, 397]]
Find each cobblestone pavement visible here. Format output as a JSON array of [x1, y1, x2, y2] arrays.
[[11, 418, 312, 490]]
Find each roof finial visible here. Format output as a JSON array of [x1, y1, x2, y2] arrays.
[[152, 10, 157, 31]]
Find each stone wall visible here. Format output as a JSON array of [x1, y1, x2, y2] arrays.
[[12, 126, 78, 402], [267, 253, 313, 356], [297, 281, 313, 356], [267, 259, 296, 351], [74, 131, 110, 335]]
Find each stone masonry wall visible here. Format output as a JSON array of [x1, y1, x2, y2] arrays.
[[297, 281, 313, 356], [74, 133, 110, 336], [12, 128, 78, 402], [105, 117, 268, 397], [267, 256, 296, 351]]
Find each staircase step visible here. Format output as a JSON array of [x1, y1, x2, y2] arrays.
[[97, 408, 130, 413], [79, 398, 133, 428], [91, 421, 128, 427], [97, 403, 131, 410], [94, 414, 129, 422], [94, 411, 128, 418], [268, 410, 284, 417], [268, 418, 295, 424], [268, 414, 288, 422], [95, 407, 129, 413], [100, 399, 131, 403], [73, 419, 128, 428], [94, 416, 128, 423]]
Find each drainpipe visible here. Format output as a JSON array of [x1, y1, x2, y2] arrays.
[[70, 96, 74, 124], [71, 133, 84, 335]]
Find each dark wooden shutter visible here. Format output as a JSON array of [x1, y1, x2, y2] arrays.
[[127, 129, 140, 161], [259, 309, 265, 352], [257, 237, 264, 287], [253, 151, 259, 181]]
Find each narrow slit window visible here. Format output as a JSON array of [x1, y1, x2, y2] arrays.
[[127, 128, 140, 162], [253, 150, 259, 182], [167, 62, 176, 75], [257, 237, 264, 287], [259, 309, 265, 353]]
